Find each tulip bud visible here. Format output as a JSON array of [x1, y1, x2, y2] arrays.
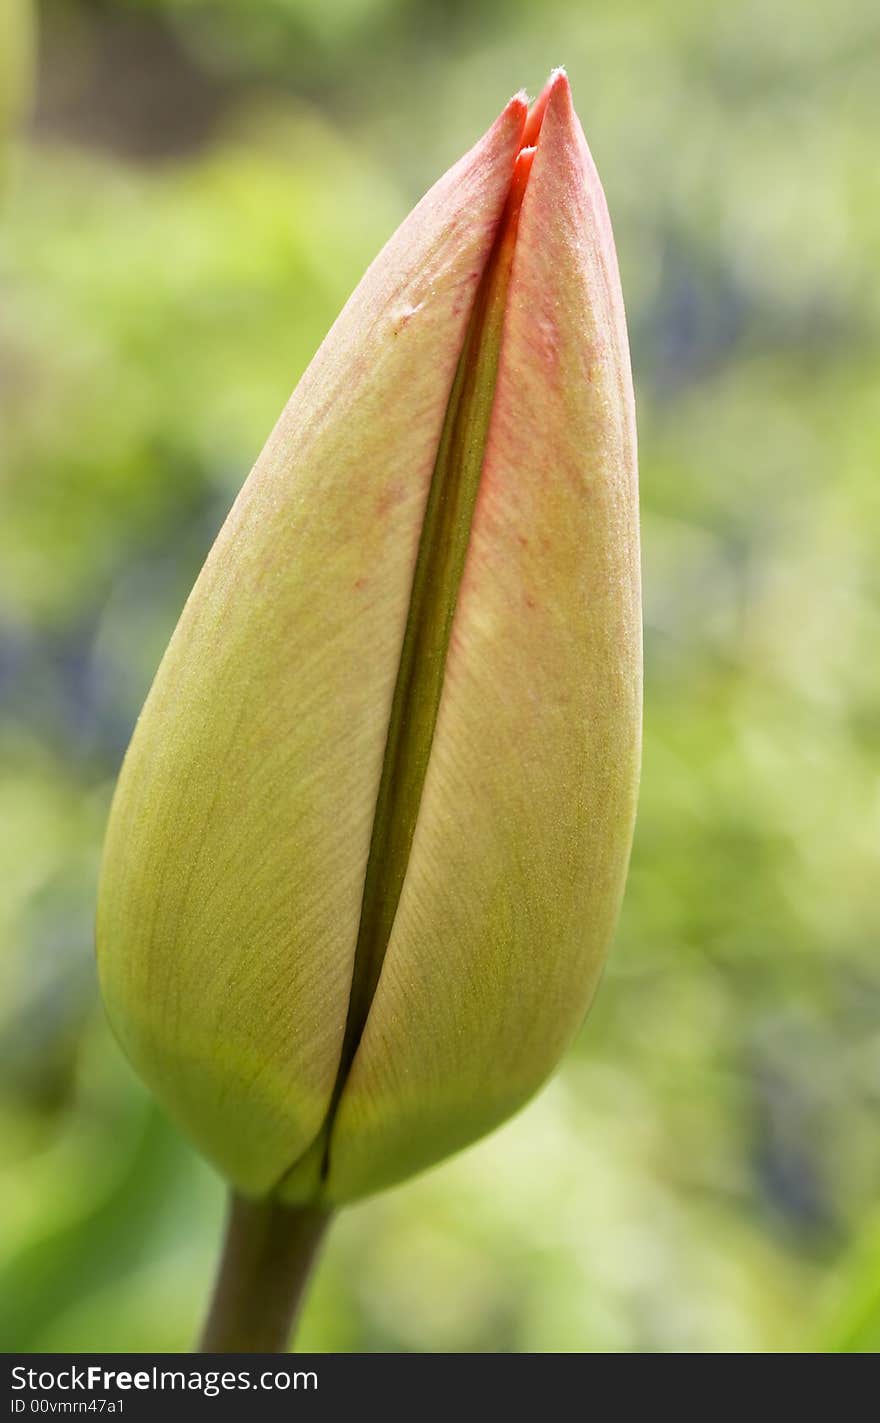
[[97, 70, 641, 1206]]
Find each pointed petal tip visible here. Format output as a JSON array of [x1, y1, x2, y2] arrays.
[[477, 91, 527, 156], [523, 67, 573, 146], [531, 67, 569, 105], [533, 63, 587, 159], [501, 90, 529, 134], [543, 67, 574, 117]]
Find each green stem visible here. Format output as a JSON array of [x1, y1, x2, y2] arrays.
[[198, 1191, 332, 1352]]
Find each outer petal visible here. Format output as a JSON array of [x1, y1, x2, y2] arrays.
[[96, 96, 527, 1195], [327, 73, 641, 1202]]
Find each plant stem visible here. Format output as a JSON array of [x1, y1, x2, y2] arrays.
[[198, 1191, 332, 1352]]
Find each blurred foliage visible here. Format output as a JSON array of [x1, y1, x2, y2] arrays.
[[0, 0, 36, 176], [1, 0, 879, 1352]]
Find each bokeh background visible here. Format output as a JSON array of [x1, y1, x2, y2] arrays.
[[2, 0, 879, 1353]]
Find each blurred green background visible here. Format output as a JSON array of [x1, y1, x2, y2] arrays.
[[2, 0, 879, 1353]]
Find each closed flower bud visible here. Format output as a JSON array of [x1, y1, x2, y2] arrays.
[[97, 70, 641, 1206]]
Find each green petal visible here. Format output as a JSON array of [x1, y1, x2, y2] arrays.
[[97, 97, 528, 1195], [325, 73, 641, 1202]]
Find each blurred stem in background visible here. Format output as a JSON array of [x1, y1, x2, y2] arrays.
[[199, 1195, 332, 1352], [0, 0, 35, 179]]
